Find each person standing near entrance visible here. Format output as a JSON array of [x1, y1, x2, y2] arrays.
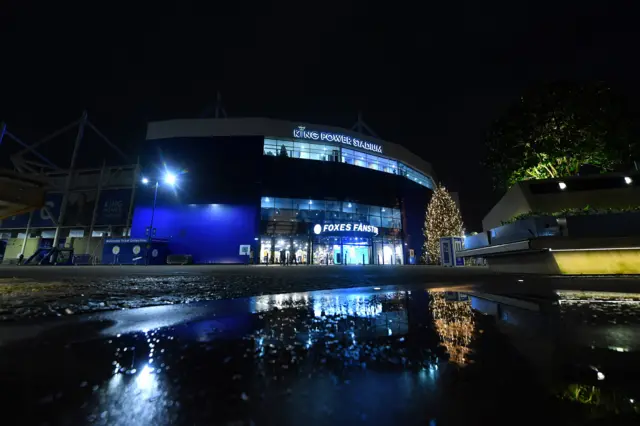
[[248, 248, 254, 265], [290, 251, 298, 266], [280, 249, 286, 266]]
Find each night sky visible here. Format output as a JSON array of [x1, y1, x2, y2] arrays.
[[2, 1, 639, 230]]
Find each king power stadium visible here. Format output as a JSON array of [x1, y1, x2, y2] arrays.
[[0, 117, 438, 265]]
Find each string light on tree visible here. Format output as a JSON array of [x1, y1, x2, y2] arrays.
[[421, 184, 464, 264]]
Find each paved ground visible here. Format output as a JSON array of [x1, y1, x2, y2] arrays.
[[0, 264, 495, 281], [0, 264, 639, 322]]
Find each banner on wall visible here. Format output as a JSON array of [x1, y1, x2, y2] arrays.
[[0, 189, 132, 229], [440, 236, 465, 267]]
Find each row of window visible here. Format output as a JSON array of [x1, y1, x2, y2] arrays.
[[261, 197, 400, 217], [260, 197, 402, 229], [263, 138, 434, 189]]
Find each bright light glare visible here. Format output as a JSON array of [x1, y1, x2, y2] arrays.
[[164, 172, 177, 186], [624, 176, 633, 185], [558, 181, 567, 190], [141, 177, 149, 185], [136, 364, 155, 390], [609, 346, 629, 353]]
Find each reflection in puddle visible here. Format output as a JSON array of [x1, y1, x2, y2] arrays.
[[429, 291, 476, 366], [2, 286, 640, 425], [471, 290, 640, 420]]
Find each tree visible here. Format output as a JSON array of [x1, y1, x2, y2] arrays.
[[279, 144, 289, 157], [421, 184, 464, 264], [485, 81, 637, 190]]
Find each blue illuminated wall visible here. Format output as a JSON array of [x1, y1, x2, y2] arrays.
[[400, 180, 431, 264], [131, 204, 259, 264]]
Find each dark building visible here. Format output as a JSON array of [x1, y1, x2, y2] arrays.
[[135, 118, 436, 265]]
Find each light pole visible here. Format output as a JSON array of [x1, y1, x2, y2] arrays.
[[141, 172, 177, 265]]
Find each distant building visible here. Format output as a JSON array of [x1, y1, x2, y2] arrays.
[[134, 118, 437, 264]]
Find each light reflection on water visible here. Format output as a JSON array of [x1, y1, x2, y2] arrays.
[[5, 286, 640, 425], [429, 291, 476, 366], [89, 288, 443, 424], [252, 289, 391, 318], [102, 350, 167, 424]]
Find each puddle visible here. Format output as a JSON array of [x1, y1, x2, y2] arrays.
[[0, 286, 639, 425]]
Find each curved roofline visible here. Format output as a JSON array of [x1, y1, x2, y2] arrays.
[[146, 117, 435, 179]]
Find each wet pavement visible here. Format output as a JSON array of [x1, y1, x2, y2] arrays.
[[4, 264, 640, 322], [1, 284, 640, 425], [0, 265, 497, 321]]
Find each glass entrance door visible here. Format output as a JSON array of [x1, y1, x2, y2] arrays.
[[313, 237, 372, 265], [342, 244, 370, 265]]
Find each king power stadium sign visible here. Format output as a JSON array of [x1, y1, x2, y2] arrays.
[[293, 126, 383, 154]]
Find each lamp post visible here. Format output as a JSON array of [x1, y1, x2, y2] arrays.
[[141, 172, 177, 265]]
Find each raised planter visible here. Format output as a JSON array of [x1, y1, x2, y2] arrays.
[[489, 216, 560, 246], [565, 211, 640, 238], [463, 232, 489, 250]]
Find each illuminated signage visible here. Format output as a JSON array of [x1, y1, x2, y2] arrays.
[[313, 223, 379, 235], [293, 126, 383, 154]]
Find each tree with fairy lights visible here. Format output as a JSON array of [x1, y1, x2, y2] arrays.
[[421, 184, 464, 264]]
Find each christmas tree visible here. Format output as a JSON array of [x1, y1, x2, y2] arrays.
[[421, 184, 464, 264]]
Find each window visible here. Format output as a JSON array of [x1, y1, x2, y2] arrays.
[[381, 217, 395, 228], [342, 201, 356, 213], [261, 196, 401, 229], [367, 156, 379, 170], [340, 148, 400, 176], [260, 197, 276, 220], [264, 137, 435, 190], [342, 149, 355, 165], [364, 153, 397, 173], [300, 142, 335, 161], [261, 197, 274, 208], [274, 198, 293, 210], [367, 205, 381, 216], [398, 163, 434, 189], [292, 199, 309, 211], [325, 200, 341, 212], [264, 139, 278, 156], [300, 142, 311, 159], [273, 141, 294, 157]]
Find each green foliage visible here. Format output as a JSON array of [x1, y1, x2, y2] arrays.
[[558, 384, 639, 417], [501, 205, 640, 225], [485, 81, 637, 190]]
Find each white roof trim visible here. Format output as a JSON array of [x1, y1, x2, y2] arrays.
[[146, 117, 435, 179]]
